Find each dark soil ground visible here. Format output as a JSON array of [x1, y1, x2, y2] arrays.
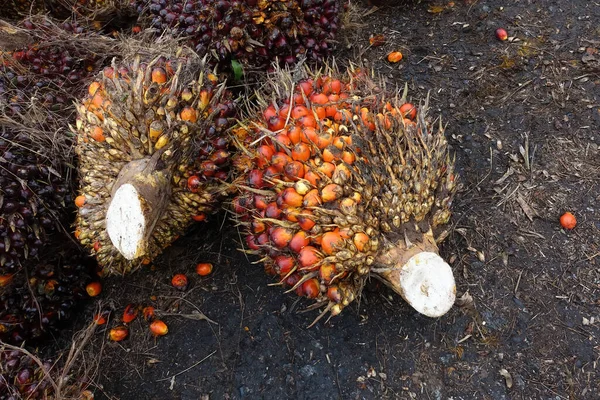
[[54, 0, 600, 399]]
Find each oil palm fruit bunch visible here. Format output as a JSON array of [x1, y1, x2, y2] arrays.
[[1, 18, 101, 119], [73, 52, 237, 275], [0, 126, 72, 275], [132, 0, 344, 71], [0, 253, 96, 344], [232, 66, 458, 321]]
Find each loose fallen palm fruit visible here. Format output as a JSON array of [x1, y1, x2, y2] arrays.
[[387, 51, 403, 63], [559, 212, 576, 230], [171, 274, 188, 291], [122, 303, 138, 323], [109, 325, 129, 341], [73, 54, 237, 274], [0, 254, 96, 344], [495, 28, 508, 41], [195, 262, 213, 276], [149, 319, 168, 336], [142, 306, 155, 321], [232, 66, 458, 321], [0, 347, 89, 399], [85, 281, 102, 297], [132, 0, 344, 71]]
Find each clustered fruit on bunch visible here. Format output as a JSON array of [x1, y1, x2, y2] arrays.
[[0, 0, 46, 20], [232, 66, 457, 319], [132, 0, 344, 71], [73, 54, 237, 275], [0, 0, 130, 22], [0, 127, 71, 274], [0, 347, 89, 399], [0, 254, 96, 344], [1, 18, 99, 119]]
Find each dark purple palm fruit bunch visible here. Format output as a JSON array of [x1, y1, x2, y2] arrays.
[[0, 252, 96, 345], [131, 0, 344, 73], [0, 347, 91, 399], [0, 126, 72, 276], [1, 18, 99, 119], [0, 1, 47, 20]]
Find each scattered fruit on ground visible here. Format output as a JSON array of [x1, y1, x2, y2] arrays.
[[109, 325, 129, 341], [495, 27, 508, 41], [195, 262, 213, 276], [387, 51, 403, 63], [559, 212, 576, 230], [86, 281, 102, 297], [149, 319, 168, 336], [171, 273, 189, 291], [122, 303, 138, 323]]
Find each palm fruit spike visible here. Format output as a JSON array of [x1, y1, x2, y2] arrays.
[[132, 0, 344, 71], [74, 54, 236, 274], [0, 253, 96, 344], [232, 66, 458, 321]]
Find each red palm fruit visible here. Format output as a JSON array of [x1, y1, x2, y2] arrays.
[[265, 202, 282, 219], [86, 282, 102, 297], [109, 326, 129, 341], [303, 190, 321, 207], [321, 231, 344, 255], [122, 304, 138, 323], [289, 231, 310, 253], [143, 306, 156, 321], [319, 263, 336, 283], [292, 143, 312, 161], [270, 227, 294, 248], [256, 145, 275, 168], [321, 184, 343, 202], [327, 286, 342, 303], [297, 210, 316, 231], [279, 188, 304, 208], [298, 246, 322, 270], [150, 320, 168, 336], [353, 233, 370, 252], [171, 274, 188, 291], [399, 103, 417, 120], [302, 279, 321, 299], [275, 256, 296, 275]]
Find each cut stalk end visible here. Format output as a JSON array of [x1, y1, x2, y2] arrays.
[[375, 228, 456, 318], [389, 251, 456, 317], [106, 183, 146, 260]]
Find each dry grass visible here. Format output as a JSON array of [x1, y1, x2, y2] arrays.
[[0, 317, 104, 400]]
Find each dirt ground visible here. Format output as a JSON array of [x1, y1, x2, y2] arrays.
[[54, 0, 600, 399]]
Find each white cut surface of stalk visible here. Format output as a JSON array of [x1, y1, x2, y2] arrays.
[[399, 251, 456, 317], [106, 184, 146, 260]]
